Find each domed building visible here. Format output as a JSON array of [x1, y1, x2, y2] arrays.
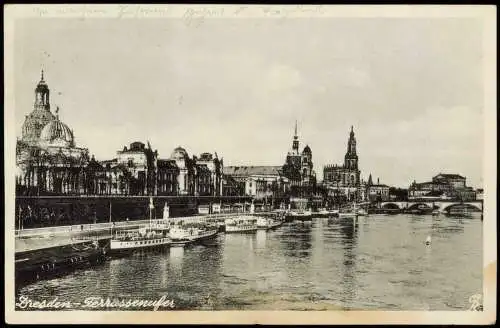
[[39, 111, 75, 148], [20, 71, 56, 144], [16, 71, 90, 195], [15, 71, 226, 199], [171, 146, 189, 161]]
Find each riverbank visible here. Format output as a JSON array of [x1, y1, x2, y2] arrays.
[[15, 212, 277, 253]]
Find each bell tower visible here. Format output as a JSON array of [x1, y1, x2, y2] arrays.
[[344, 126, 358, 170], [34, 69, 51, 111]]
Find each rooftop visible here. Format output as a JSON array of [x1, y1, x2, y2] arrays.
[[434, 173, 465, 179], [369, 184, 390, 188], [224, 166, 282, 177]]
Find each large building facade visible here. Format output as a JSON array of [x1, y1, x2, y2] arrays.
[[223, 166, 290, 200], [409, 173, 476, 201], [15, 71, 223, 197], [16, 71, 92, 196]]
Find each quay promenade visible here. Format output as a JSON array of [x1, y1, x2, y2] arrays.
[[15, 211, 275, 253]]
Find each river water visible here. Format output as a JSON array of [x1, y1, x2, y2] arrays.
[[16, 214, 482, 311]]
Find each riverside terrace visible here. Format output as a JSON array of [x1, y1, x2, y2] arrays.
[[14, 209, 280, 287], [14, 195, 290, 230]]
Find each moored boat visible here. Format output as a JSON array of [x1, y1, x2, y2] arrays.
[[315, 208, 339, 218], [16, 242, 106, 286], [109, 226, 171, 254], [355, 208, 368, 216], [256, 217, 269, 229], [256, 216, 283, 230], [338, 204, 357, 219], [225, 216, 258, 233], [354, 202, 370, 217], [109, 197, 171, 254], [169, 223, 218, 247], [285, 209, 313, 221], [338, 211, 357, 219]]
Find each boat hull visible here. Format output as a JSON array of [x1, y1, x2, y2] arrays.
[[225, 225, 258, 233], [285, 213, 313, 222], [16, 245, 106, 286], [170, 229, 219, 247], [266, 222, 283, 230], [108, 237, 171, 254], [338, 213, 357, 219]]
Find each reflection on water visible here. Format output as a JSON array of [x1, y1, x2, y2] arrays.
[[16, 214, 482, 310], [169, 247, 184, 273], [255, 230, 266, 249]]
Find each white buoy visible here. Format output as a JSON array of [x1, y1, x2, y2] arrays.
[[425, 235, 432, 245]]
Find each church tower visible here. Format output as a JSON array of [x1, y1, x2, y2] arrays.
[[34, 69, 51, 111], [292, 120, 299, 155], [21, 69, 56, 144], [344, 126, 358, 170]]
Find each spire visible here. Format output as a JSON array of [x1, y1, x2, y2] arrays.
[[292, 120, 299, 153], [41, 69, 45, 81], [55, 106, 60, 119], [368, 173, 373, 186]]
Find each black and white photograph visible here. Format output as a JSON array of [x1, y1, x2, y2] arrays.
[[4, 4, 496, 325]]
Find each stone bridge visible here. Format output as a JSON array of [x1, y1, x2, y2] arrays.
[[379, 200, 483, 213]]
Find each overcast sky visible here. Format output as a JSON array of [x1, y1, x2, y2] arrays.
[[14, 17, 484, 188]]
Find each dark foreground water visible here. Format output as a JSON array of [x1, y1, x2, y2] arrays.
[[16, 214, 482, 311]]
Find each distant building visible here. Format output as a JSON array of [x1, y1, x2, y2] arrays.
[[167, 147, 224, 196], [409, 173, 476, 201], [221, 174, 244, 197], [156, 159, 180, 196], [170, 146, 196, 195], [388, 187, 409, 201], [365, 174, 390, 202], [323, 126, 362, 201], [195, 152, 224, 196], [281, 121, 316, 197], [224, 166, 289, 200], [432, 173, 466, 189], [116, 141, 158, 195]]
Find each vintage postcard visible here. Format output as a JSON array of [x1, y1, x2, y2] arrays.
[[4, 4, 496, 325]]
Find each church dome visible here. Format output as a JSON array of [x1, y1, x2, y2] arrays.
[[171, 146, 189, 159], [21, 109, 56, 143], [39, 115, 74, 148]]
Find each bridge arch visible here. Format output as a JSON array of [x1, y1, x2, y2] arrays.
[[442, 203, 482, 213], [407, 203, 433, 210], [381, 202, 401, 210]]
